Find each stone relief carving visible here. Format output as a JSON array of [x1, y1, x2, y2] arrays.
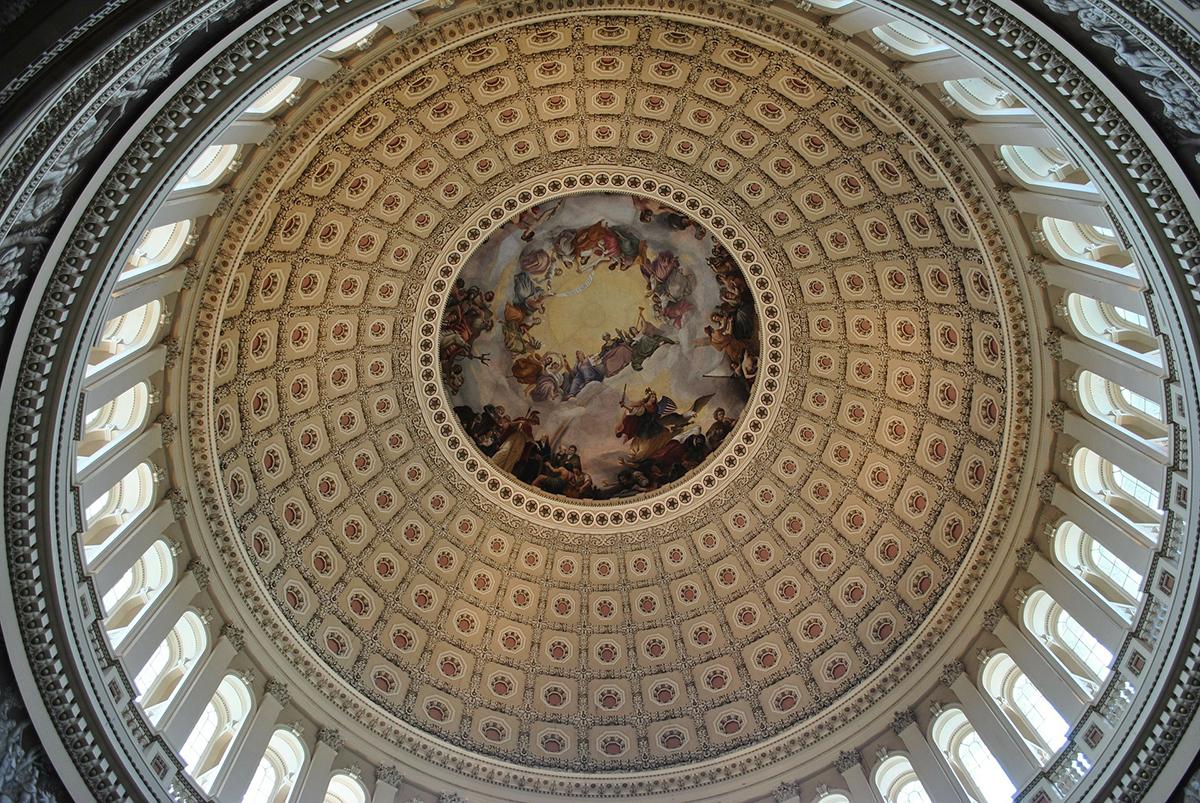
[[0, 687, 65, 802], [1038, 0, 1200, 157], [0, 46, 178, 324]]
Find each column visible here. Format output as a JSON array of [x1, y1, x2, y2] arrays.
[[149, 190, 221, 227], [1028, 554, 1126, 652], [379, 9, 418, 33], [1042, 260, 1145, 309], [1052, 484, 1155, 573], [965, 121, 1061, 148], [159, 628, 239, 750], [211, 681, 289, 800], [902, 54, 989, 84], [1012, 189, 1111, 227], [292, 56, 339, 82], [1015, 180, 1106, 205], [371, 766, 403, 803], [106, 264, 186, 317], [293, 728, 341, 803], [115, 567, 202, 675], [994, 615, 1088, 722], [76, 423, 162, 500], [830, 6, 895, 35], [1062, 336, 1166, 396], [834, 750, 882, 803], [894, 709, 970, 802], [212, 119, 274, 146], [1064, 410, 1167, 486], [81, 346, 166, 415], [950, 673, 1039, 784], [88, 502, 172, 590]]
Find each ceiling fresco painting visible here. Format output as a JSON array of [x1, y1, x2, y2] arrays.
[[442, 192, 757, 499]]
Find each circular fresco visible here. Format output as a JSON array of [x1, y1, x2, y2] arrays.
[[441, 192, 759, 500]]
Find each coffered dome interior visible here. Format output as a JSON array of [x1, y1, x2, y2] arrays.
[[181, 8, 1032, 777], [6, 0, 1197, 802]]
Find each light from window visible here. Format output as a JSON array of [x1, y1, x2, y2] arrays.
[[180, 702, 219, 769], [101, 570, 134, 615], [124, 221, 191, 277], [1118, 387, 1162, 419], [325, 23, 380, 54], [1088, 541, 1143, 597], [896, 780, 931, 803], [247, 77, 303, 115], [1111, 305, 1150, 330], [1111, 465, 1161, 510], [244, 758, 279, 803], [134, 640, 170, 696], [1057, 609, 1113, 673], [957, 730, 1015, 803], [1012, 674, 1068, 751], [176, 144, 238, 191], [323, 773, 367, 803], [84, 490, 114, 530], [877, 756, 932, 803]]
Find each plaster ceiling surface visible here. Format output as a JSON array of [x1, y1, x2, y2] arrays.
[[179, 0, 1036, 784]]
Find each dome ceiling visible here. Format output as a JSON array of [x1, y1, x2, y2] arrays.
[[182, 2, 1034, 785]]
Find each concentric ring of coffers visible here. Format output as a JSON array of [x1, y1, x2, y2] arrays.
[[183, 4, 1032, 778]]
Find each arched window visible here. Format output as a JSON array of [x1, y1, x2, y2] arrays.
[[179, 673, 253, 790], [87, 299, 163, 377], [1022, 589, 1112, 696], [931, 708, 1015, 803], [180, 701, 220, 770], [322, 772, 367, 803], [813, 794, 851, 803], [1072, 447, 1163, 538], [942, 77, 1025, 118], [76, 381, 152, 471], [1042, 218, 1133, 271], [875, 754, 931, 803], [998, 145, 1089, 188], [1065, 293, 1161, 366], [134, 640, 170, 698], [871, 21, 950, 57], [246, 77, 304, 116], [981, 653, 1069, 764], [175, 144, 240, 193], [324, 23, 379, 55], [82, 461, 156, 560], [244, 760, 277, 803], [136, 610, 207, 723], [121, 221, 191, 281], [101, 539, 174, 646], [244, 728, 306, 803], [1053, 520, 1143, 621], [1075, 371, 1167, 451]]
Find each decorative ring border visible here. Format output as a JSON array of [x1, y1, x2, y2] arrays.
[[414, 168, 787, 533]]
